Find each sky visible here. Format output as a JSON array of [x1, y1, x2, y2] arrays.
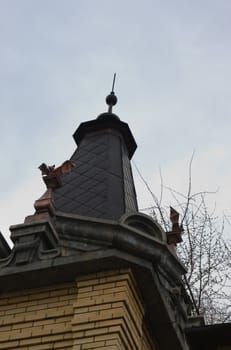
[[0, 0, 231, 245]]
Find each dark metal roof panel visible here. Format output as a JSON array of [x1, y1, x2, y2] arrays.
[[54, 127, 138, 220]]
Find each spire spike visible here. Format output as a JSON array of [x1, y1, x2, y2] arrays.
[[106, 73, 118, 113], [111, 73, 116, 93]]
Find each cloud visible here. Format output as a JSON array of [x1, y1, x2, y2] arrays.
[[134, 143, 231, 221], [0, 175, 44, 245], [0, 0, 231, 243]]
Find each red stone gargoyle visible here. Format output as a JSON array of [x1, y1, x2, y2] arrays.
[[39, 160, 75, 189], [33, 160, 75, 215], [166, 207, 183, 247]]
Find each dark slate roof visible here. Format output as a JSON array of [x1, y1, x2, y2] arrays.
[[54, 113, 138, 220], [0, 232, 11, 258]]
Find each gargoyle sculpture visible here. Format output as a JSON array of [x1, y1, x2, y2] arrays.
[[38, 160, 75, 189], [166, 207, 183, 248], [33, 160, 75, 216]]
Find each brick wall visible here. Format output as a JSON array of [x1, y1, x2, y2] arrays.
[[0, 270, 156, 350], [0, 281, 76, 349]]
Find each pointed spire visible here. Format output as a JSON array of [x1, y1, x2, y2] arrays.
[[111, 72, 116, 92], [60, 79, 138, 220], [97, 73, 119, 121], [105, 73, 118, 113]]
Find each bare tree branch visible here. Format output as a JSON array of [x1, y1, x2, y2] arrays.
[[134, 156, 231, 324]]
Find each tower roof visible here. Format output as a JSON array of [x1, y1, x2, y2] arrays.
[[53, 88, 138, 220]]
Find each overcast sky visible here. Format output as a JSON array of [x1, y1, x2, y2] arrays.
[[1, 0, 231, 244]]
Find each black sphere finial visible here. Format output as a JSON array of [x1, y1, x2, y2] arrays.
[[106, 73, 117, 113], [106, 92, 117, 107]]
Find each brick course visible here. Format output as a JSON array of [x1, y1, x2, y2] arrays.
[[0, 270, 156, 349]]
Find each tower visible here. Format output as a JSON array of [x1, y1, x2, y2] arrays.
[[0, 86, 195, 350]]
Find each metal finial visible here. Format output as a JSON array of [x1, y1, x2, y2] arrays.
[[106, 73, 118, 113], [111, 73, 116, 93]]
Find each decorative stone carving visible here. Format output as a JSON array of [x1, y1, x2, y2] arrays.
[[166, 207, 183, 249], [33, 161, 75, 216], [0, 221, 60, 267], [120, 212, 166, 242]]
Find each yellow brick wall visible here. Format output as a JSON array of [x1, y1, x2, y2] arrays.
[[0, 282, 76, 350], [0, 270, 156, 350]]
